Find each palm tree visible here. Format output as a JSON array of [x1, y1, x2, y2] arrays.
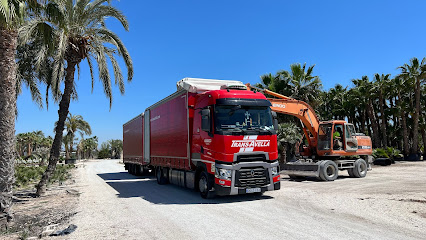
[[393, 76, 410, 156], [78, 136, 98, 159], [258, 72, 292, 97], [280, 63, 322, 107], [398, 57, 426, 155], [109, 139, 123, 159], [62, 113, 91, 159], [352, 76, 381, 148], [373, 73, 391, 147], [0, 0, 26, 222], [277, 123, 302, 167], [328, 84, 348, 120], [20, 0, 133, 196]]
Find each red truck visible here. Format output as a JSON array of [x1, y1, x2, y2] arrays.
[[123, 78, 280, 198]]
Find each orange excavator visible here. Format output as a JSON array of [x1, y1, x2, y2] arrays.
[[246, 84, 373, 181]]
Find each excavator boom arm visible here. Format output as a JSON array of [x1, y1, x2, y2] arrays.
[[246, 84, 320, 148]]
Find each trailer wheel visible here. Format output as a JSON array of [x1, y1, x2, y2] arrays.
[[319, 160, 338, 181], [353, 159, 367, 178], [198, 171, 215, 199], [135, 165, 145, 176], [128, 164, 134, 175], [156, 167, 167, 185]]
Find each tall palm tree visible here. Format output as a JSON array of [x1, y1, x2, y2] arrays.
[[328, 84, 347, 120], [62, 113, 91, 159], [19, 0, 133, 196], [373, 73, 391, 147], [393, 76, 410, 156], [0, 0, 26, 223], [398, 57, 426, 155], [352, 76, 381, 148]]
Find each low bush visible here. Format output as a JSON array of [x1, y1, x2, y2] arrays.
[[373, 147, 402, 160], [14, 164, 74, 189]]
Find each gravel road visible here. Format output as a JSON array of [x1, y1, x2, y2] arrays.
[[67, 159, 426, 240]]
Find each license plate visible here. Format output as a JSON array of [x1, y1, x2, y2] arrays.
[[246, 188, 261, 193]]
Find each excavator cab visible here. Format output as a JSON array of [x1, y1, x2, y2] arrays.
[[317, 121, 358, 155]]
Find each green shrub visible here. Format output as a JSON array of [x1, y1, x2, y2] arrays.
[[373, 147, 401, 159], [372, 148, 389, 158], [14, 164, 74, 189]]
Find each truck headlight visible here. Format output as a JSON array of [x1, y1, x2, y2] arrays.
[[215, 168, 231, 180], [271, 166, 279, 176]]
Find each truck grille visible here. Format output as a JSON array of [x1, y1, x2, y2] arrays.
[[235, 167, 269, 187], [236, 154, 266, 162]]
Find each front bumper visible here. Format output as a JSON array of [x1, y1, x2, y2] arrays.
[[214, 161, 280, 196]]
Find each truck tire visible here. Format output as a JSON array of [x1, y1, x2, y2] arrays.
[[319, 160, 338, 181], [135, 165, 144, 176], [156, 167, 168, 185], [353, 159, 367, 178], [198, 171, 215, 199], [129, 164, 134, 175]]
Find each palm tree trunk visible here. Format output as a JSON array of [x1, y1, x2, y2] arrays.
[[378, 92, 387, 147], [0, 28, 17, 224], [36, 62, 76, 196], [397, 93, 410, 156], [412, 78, 421, 154], [366, 100, 381, 148], [361, 109, 366, 134], [401, 111, 410, 157], [422, 128, 426, 160], [69, 133, 74, 159]]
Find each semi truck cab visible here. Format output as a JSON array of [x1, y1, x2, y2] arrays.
[[189, 84, 280, 197]]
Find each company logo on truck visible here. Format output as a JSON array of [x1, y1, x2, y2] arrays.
[[231, 135, 270, 152]]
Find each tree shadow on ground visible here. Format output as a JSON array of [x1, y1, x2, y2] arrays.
[[97, 172, 273, 205]]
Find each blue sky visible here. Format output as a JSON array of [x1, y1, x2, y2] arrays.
[[16, 0, 426, 146]]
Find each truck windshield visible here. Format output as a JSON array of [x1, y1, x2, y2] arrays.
[[214, 105, 274, 132]]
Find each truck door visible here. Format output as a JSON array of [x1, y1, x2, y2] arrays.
[[345, 123, 358, 152]]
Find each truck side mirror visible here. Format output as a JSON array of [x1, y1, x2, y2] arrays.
[[271, 111, 278, 130], [201, 109, 211, 132]]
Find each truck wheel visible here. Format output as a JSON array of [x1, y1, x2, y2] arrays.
[[319, 160, 338, 181], [129, 164, 134, 175], [135, 165, 144, 176], [198, 171, 215, 199], [353, 159, 367, 178], [156, 167, 167, 185]]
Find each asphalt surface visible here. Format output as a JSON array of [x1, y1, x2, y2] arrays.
[[68, 159, 426, 240]]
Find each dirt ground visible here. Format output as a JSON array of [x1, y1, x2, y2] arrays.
[[1, 160, 425, 239], [69, 159, 425, 240], [0, 170, 79, 240], [282, 161, 426, 237]]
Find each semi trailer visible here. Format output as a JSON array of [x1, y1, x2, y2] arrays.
[[123, 78, 281, 198]]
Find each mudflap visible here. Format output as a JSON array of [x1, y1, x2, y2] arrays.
[[281, 162, 320, 177]]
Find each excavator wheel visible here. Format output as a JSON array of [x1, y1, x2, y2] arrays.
[[352, 159, 367, 178], [319, 160, 339, 181]]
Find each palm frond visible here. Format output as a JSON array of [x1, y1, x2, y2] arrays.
[[105, 47, 124, 94]]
